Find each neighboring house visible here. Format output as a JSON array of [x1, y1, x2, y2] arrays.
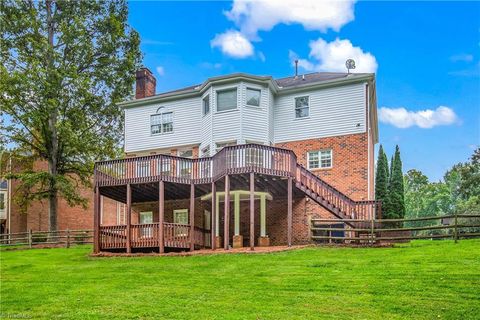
[[0, 154, 122, 236], [93, 67, 380, 253]]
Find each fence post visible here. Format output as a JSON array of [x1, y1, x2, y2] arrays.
[[66, 229, 70, 248], [28, 229, 32, 248], [370, 215, 375, 246], [454, 212, 458, 244]]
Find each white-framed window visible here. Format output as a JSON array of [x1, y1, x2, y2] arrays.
[[246, 88, 261, 107], [308, 149, 333, 169], [216, 141, 237, 153], [216, 88, 237, 112], [177, 149, 193, 177], [201, 146, 210, 158], [139, 211, 153, 237], [202, 95, 210, 116], [174, 209, 189, 237], [151, 112, 173, 134], [295, 96, 309, 118]]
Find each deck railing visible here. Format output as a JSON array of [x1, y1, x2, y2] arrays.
[[95, 144, 296, 187], [95, 144, 381, 222]]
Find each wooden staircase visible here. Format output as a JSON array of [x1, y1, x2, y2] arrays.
[[294, 164, 380, 222]]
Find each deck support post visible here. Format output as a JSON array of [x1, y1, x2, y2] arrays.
[[250, 172, 255, 251], [190, 183, 195, 251], [260, 194, 266, 237], [211, 182, 216, 250], [93, 185, 100, 253], [224, 175, 230, 250], [126, 183, 132, 254], [287, 177, 293, 247], [158, 181, 165, 253]]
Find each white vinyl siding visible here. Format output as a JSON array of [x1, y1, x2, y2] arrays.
[[125, 80, 368, 154], [274, 83, 367, 143], [124, 96, 201, 153]]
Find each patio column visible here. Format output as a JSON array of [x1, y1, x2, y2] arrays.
[[249, 172, 255, 251], [258, 193, 270, 247], [260, 194, 266, 237], [233, 191, 242, 248], [189, 183, 195, 252], [93, 185, 100, 253], [158, 181, 164, 253], [224, 175, 230, 250], [287, 177, 292, 247], [211, 182, 216, 250], [126, 183, 132, 253]]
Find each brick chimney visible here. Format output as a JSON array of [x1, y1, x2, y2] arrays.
[[135, 67, 156, 99]]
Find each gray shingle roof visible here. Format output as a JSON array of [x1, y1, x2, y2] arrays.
[[126, 71, 373, 105], [275, 72, 369, 88]]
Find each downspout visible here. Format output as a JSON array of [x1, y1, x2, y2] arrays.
[[366, 83, 371, 200], [7, 156, 12, 236]]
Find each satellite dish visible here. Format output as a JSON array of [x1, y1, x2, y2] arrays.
[[345, 59, 356, 74]]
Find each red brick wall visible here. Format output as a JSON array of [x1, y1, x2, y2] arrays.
[[275, 133, 371, 201], [7, 160, 119, 233]]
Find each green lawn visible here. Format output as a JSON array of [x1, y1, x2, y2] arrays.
[[1, 240, 479, 319]]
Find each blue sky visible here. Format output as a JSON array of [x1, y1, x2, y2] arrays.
[[128, 1, 480, 181]]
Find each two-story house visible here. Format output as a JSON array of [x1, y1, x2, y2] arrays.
[[93, 67, 380, 253]]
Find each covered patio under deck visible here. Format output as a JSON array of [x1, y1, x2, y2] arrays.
[[94, 172, 298, 253]]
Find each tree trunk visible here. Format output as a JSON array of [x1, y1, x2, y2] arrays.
[[46, 0, 58, 232]]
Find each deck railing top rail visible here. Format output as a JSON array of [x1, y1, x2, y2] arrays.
[[94, 144, 297, 187]]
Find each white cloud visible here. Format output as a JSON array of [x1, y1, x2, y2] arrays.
[[210, 30, 254, 58], [225, 0, 356, 37], [290, 38, 378, 73], [379, 106, 459, 129], [156, 66, 165, 76], [450, 53, 474, 62]]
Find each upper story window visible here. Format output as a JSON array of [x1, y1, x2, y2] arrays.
[[308, 149, 332, 169], [295, 96, 309, 118], [202, 95, 210, 116], [151, 111, 173, 134], [246, 88, 261, 107], [216, 88, 237, 112]]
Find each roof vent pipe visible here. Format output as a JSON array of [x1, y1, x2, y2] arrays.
[[294, 59, 298, 79]]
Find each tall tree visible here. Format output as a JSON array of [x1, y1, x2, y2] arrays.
[[375, 145, 389, 214], [0, 0, 141, 231], [387, 145, 405, 218]]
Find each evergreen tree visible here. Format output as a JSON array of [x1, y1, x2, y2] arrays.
[[375, 145, 389, 210], [388, 145, 406, 218]]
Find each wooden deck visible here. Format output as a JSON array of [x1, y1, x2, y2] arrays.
[[94, 144, 380, 252]]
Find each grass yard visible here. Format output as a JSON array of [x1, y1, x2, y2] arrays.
[[1, 240, 479, 319]]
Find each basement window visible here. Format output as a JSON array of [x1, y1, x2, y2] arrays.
[[308, 150, 332, 169]]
